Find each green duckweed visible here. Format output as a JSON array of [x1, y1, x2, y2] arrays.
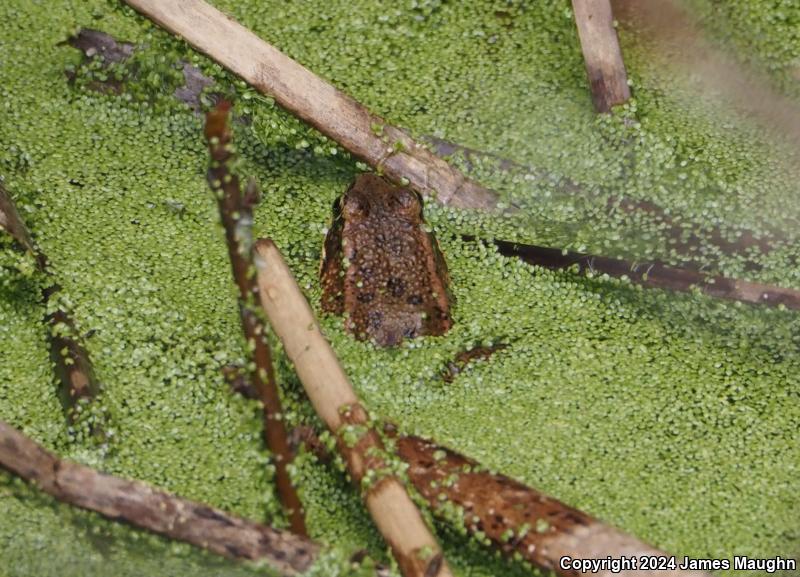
[[1, 1, 798, 576]]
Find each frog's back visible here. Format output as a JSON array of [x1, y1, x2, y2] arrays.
[[321, 174, 452, 346]]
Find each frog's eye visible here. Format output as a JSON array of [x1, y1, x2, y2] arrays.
[[343, 194, 370, 220], [392, 188, 421, 216]]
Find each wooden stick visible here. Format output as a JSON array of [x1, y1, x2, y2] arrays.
[[0, 183, 105, 433], [0, 182, 40, 258], [204, 103, 307, 536], [121, 0, 498, 210], [291, 425, 712, 577], [0, 419, 321, 576], [571, 0, 631, 112], [476, 236, 800, 310], [253, 239, 453, 577]]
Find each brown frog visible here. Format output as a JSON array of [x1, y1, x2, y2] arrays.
[[320, 173, 452, 347]]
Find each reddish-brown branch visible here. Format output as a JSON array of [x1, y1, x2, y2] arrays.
[[0, 183, 104, 431], [290, 425, 711, 577], [397, 436, 712, 577], [203, 103, 306, 536]]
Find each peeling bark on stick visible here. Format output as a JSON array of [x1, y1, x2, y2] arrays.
[[122, 0, 498, 210], [0, 420, 320, 576], [253, 239, 453, 577], [397, 435, 712, 577], [474, 236, 800, 310], [204, 103, 307, 536], [571, 0, 631, 112]]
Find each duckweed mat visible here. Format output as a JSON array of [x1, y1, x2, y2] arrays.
[[1, 1, 799, 576]]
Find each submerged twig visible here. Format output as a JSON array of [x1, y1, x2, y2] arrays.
[[254, 239, 454, 577], [67, 28, 134, 64], [203, 103, 306, 535], [0, 184, 40, 258], [67, 28, 212, 110], [0, 183, 105, 436], [440, 344, 507, 384], [425, 135, 786, 272], [473, 236, 800, 310]]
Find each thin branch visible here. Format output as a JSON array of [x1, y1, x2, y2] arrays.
[[253, 239, 454, 577], [203, 103, 307, 536], [122, 0, 498, 211], [0, 419, 321, 576], [0, 183, 105, 435]]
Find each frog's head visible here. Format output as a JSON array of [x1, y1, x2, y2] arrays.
[[340, 173, 422, 224]]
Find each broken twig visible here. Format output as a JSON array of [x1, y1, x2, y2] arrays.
[[204, 103, 306, 535], [571, 0, 631, 112], [254, 239, 453, 577]]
